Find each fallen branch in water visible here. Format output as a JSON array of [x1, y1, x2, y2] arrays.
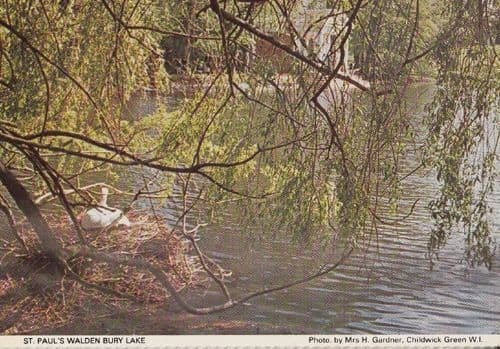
[[76, 243, 353, 315]]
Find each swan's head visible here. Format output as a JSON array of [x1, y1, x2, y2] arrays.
[[101, 186, 109, 195]]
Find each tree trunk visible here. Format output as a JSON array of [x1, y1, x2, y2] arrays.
[[0, 161, 61, 257]]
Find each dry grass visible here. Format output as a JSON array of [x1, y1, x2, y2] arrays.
[[0, 211, 200, 334]]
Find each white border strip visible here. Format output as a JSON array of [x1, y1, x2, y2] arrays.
[[0, 335, 498, 348]]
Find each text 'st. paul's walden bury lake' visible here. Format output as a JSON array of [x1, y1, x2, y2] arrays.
[[24, 336, 146, 345]]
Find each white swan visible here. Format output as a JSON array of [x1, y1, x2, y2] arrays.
[[80, 187, 131, 230]]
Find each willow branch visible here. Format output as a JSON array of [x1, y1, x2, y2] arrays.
[[208, 4, 373, 92]]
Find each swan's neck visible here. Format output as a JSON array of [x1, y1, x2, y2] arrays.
[[99, 193, 108, 207]]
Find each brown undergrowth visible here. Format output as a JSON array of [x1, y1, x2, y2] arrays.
[[0, 211, 201, 334]]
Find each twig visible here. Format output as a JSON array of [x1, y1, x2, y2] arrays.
[[0, 193, 28, 253]]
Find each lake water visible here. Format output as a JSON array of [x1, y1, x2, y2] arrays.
[[158, 83, 500, 334], [2, 83, 497, 334]]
